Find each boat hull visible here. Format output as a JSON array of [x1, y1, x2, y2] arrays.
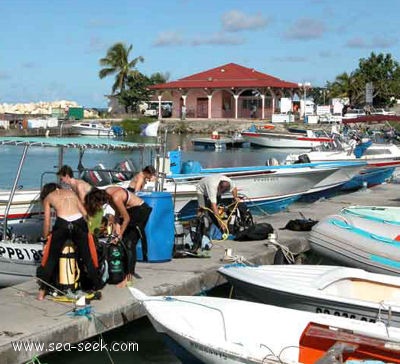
[[242, 131, 331, 148], [0, 240, 43, 286], [309, 215, 400, 276], [130, 289, 400, 364], [218, 264, 400, 327], [166, 166, 336, 219]]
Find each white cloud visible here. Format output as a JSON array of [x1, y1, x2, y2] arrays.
[[222, 10, 268, 32], [272, 56, 308, 63], [346, 36, 397, 49], [191, 32, 245, 46], [371, 37, 397, 48], [346, 37, 369, 48], [285, 18, 326, 40], [153, 31, 184, 47]]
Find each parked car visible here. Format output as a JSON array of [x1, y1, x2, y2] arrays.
[[342, 108, 365, 119], [372, 108, 396, 116]]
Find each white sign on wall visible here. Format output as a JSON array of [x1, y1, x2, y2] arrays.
[[280, 98, 292, 113]]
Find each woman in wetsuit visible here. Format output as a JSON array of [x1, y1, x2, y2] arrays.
[[127, 165, 156, 192], [85, 187, 152, 287], [36, 183, 101, 300]]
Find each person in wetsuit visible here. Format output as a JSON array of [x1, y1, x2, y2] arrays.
[[57, 165, 93, 203], [36, 183, 101, 300], [127, 165, 157, 193], [85, 187, 152, 287]]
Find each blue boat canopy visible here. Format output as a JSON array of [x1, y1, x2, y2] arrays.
[[0, 136, 160, 150]]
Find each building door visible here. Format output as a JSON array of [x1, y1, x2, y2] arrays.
[[197, 98, 208, 118]]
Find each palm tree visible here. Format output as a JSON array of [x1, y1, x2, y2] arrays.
[[327, 72, 364, 105], [99, 42, 144, 95]]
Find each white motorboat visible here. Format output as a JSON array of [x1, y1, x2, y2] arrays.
[[270, 157, 367, 202], [286, 139, 400, 190], [71, 122, 115, 137], [309, 210, 400, 276], [164, 163, 337, 219], [218, 264, 400, 327], [241, 126, 332, 148], [191, 132, 247, 150], [287, 141, 400, 163], [129, 287, 400, 364]]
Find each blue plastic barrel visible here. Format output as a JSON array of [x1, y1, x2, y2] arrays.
[[136, 192, 174, 262]]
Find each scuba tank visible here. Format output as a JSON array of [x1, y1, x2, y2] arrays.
[[174, 215, 185, 251], [59, 242, 80, 291], [107, 243, 125, 284]]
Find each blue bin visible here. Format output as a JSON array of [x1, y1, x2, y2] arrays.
[[136, 192, 174, 262]]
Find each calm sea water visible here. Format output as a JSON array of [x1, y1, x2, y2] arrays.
[[0, 134, 293, 189], [2, 134, 294, 363]]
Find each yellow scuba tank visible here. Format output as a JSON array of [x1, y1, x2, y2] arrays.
[[59, 242, 80, 291]]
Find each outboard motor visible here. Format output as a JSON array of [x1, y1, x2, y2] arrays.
[[81, 163, 113, 187], [111, 159, 136, 182]]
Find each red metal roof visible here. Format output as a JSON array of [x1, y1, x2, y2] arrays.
[[150, 63, 298, 90]]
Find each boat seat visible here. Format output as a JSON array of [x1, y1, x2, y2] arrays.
[[326, 279, 400, 304]]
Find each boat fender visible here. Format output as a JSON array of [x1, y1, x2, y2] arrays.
[[59, 243, 80, 291]]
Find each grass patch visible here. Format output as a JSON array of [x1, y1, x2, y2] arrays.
[[121, 117, 156, 133]]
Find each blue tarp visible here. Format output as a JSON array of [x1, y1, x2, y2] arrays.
[[353, 140, 373, 158]]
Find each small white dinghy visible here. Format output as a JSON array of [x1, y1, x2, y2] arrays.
[[129, 287, 400, 364], [218, 264, 400, 327], [340, 205, 400, 238], [309, 211, 400, 276]]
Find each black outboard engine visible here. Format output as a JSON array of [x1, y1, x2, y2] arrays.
[[81, 163, 113, 187], [111, 159, 136, 182], [294, 154, 311, 164]]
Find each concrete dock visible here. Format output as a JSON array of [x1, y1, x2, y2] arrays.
[[0, 182, 399, 363]]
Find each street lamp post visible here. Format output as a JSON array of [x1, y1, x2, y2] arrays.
[[298, 82, 311, 119]]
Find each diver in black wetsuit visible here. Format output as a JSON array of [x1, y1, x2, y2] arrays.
[[36, 183, 101, 300]]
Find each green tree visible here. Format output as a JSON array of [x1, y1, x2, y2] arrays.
[[119, 71, 151, 113], [148, 72, 169, 85], [99, 42, 144, 95], [326, 52, 400, 107], [354, 52, 400, 106], [326, 72, 364, 106]]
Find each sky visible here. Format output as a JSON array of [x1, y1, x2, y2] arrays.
[[1, 0, 399, 108]]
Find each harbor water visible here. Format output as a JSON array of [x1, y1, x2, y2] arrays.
[[0, 134, 294, 363], [0, 134, 294, 189]]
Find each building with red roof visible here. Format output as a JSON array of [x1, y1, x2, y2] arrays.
[[150, 63, 301, 119]]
